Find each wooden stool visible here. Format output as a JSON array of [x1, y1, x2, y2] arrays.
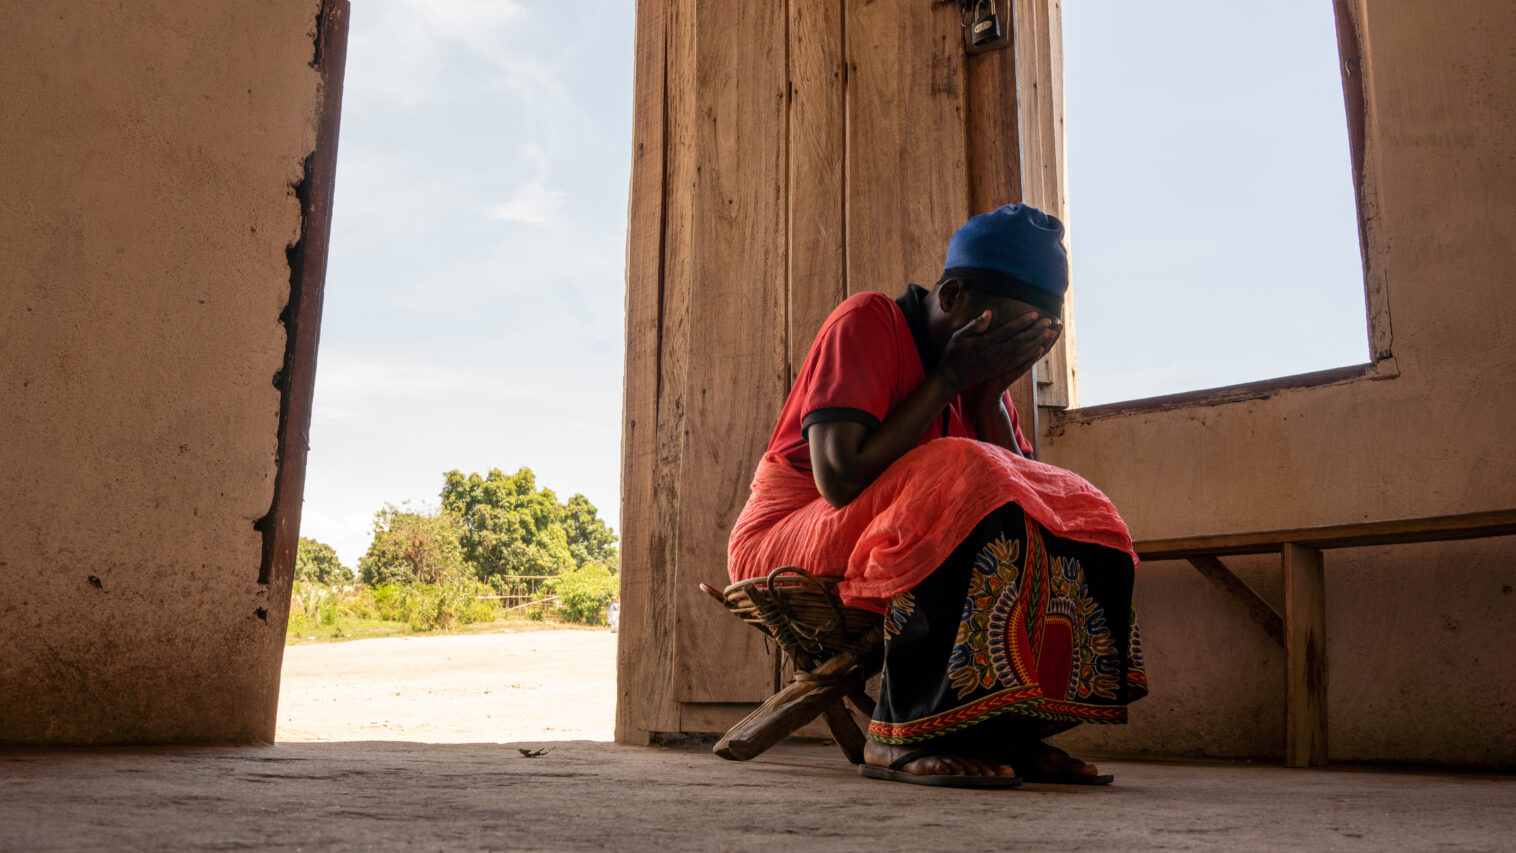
[[700, 567, 884, 764]]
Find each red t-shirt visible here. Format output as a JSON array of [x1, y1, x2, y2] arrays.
[[768, 286, 1034, 469]]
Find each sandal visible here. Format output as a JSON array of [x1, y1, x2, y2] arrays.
[[1001, 742, 1114, 786], [858, 748, 1023, 789]]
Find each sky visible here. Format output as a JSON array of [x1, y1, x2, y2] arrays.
[[302, 1, 634, 566], [301, 0, 1368, 567], [1063, 0, 1368, 405]]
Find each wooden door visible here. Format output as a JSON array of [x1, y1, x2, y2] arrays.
[[618, 0, 1065, 742]]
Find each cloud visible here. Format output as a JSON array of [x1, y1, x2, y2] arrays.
[[303, 352, 624, 566], [486, 144, 568, 224], [487, 179, 567, 225], [345, 0, 555, 110], [400, 0, 526, 51], [329, 150, 472, 254], [311, 355, 614, 429]]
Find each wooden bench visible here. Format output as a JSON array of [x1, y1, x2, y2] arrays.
[[1134, 509, 1516, 767]]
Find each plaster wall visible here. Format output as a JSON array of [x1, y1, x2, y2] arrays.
[[0, 1, 324, 743], [1046, 0, 1516, 767]]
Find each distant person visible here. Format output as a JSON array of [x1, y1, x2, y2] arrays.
[[607, 598, 619, 633], [728, 205, 1146, 788]]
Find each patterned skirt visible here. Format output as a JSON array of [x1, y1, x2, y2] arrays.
[[867, 502, 1147, 745]]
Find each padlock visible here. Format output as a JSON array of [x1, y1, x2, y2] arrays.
[[964, 0, 1007, 54], [970, 0, 1002, 48]]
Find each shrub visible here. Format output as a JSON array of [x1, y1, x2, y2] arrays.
[[355, 579, 501, 632], [370, 583, 411, 622], [552, 562, 618, 625], [287, 580, 358, 637], [286, 578, 503, 640]]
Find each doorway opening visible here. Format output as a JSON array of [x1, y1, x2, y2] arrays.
[[279, 0, 634, 744]]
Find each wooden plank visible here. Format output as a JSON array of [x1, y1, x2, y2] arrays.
[[1011, 0, 1074, 409], [1331, 0, 1366, 197], [652, 0, 703, 729], [1331, 0, 1374, 348], [1282, 543, 1328, 767], [1011, 0, 1044, 210], [1135, 509, 1516, 561], [845, 0, 970, 295], [715, 682, 851, 760], [671, 0, 792, 704], [1039, 0, 1077, 408], [1050, 361, 1391, 426], [1014, 0, 1067, 222], [1009, 372, 1038, 456], [820, 700, 867, 765], [1044, 0, 1066, 213], [259, 0, 350, 740], [676, 703, 834, 740], [966, 19, 1023, 214], [964, 14, 1041, 449], [1331, 0, 1390, 363], [714, 650, 862, 761], [787, 0, 848, 376], [615, 0, 679, 743], [1186, 556, 1284, 647]]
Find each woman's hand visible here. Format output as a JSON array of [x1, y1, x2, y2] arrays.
[[966, 319, 1062, 408], [956, 314, 1060, 459], [936, 309, 1060, 398], [810, 308, 1061, 505]]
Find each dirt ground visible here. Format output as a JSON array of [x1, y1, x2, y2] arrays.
[[6, 740, 1514, 851], [7, 629, 1514, 850], [276, 627, 617, 743]]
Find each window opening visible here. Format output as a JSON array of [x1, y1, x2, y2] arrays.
[[1062, 0, 1370, 407]]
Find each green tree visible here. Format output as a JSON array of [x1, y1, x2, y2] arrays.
[[358, 504, 465, 586], [552, 562, 619, 624], [441, 467, 578, 581], [561, 493, 619, 571], [295, 537, 353, 585]]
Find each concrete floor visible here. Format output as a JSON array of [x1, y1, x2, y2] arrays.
[[2, 740, 1512, 851]]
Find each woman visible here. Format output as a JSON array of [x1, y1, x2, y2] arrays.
[[728, 205, 1146, 788]]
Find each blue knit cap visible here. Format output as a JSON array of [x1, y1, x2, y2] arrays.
[[942, 204, 1068, 315]]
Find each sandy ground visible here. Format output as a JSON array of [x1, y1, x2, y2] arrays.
[[8, 629, 1514, 850], [5, 741, 1513, 851], [276, 627, 617, 743]]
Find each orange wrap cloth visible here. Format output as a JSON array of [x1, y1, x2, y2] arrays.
[[728, 437, 1138, 614]]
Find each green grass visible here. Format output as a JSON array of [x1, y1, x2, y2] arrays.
[[283, 580, 599, 645], [284, 613, 583, 644]]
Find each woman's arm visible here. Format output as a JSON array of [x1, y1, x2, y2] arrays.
[[809, 310, 1054, 507], [807, 373, 958, 508], [963, 393, 1022, 456]]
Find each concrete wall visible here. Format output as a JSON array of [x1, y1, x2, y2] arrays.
[[1046, 0, 1516, 767], [0, 1, 326, 743]]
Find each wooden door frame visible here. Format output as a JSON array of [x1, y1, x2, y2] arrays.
[[255, 0, 350, 740], [615, 0, 1056, 743]]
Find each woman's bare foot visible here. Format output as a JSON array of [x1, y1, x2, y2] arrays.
[[863, 740, 1017, 778], [991, 740, 1113, 784], [1018, 744, 1101, 778]]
